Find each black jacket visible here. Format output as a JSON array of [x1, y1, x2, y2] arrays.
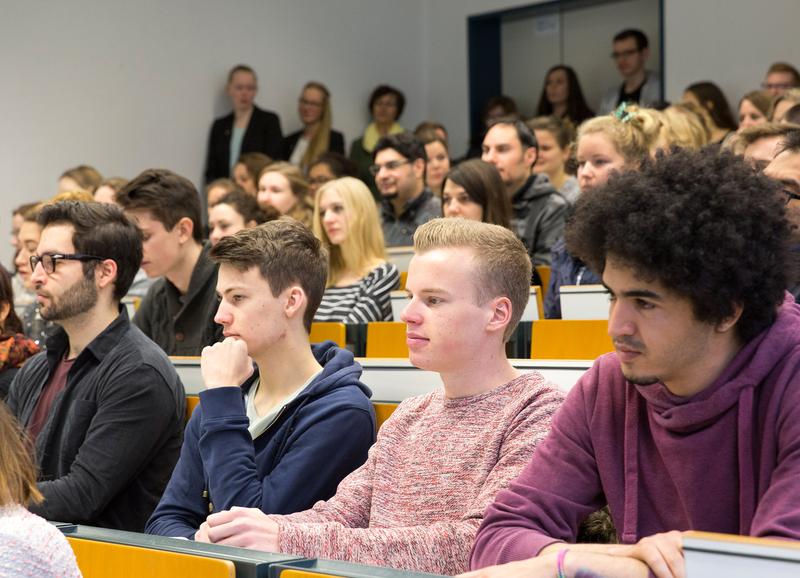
[[282, 129, 345, 161], [204, 105, 283, 183], [6, 309, 185, 531], [511, 174, 570, 266], [133, 243, 222, 356]]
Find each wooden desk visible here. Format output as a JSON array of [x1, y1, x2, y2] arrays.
[[173, 357, 591, 400]]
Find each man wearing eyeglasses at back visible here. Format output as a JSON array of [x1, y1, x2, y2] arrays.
[[598, 28, 662, 114], [761, 62, 800, 97], [373, 132, 441, 247], [6, 201, 185, 532], [765, 128, 800, 301]]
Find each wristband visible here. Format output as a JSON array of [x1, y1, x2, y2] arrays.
[[556, 548, 569, 578]]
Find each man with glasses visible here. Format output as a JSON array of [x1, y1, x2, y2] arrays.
[[765, 128, 800, 300], [599, 29, 661, 114], [762, 62, 800, 97], [6, 201, 185, 531], [373, 132, 441, 247]]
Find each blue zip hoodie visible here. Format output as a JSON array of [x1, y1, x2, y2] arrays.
[[145, 341, 375, 538]]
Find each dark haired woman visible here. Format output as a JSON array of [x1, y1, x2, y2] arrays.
[[683, 81, 737, 145], [441, 159, 511, 229], [349, 84, 406, 198], [536, 65, 595, 125], [0, 266, 38, 399]]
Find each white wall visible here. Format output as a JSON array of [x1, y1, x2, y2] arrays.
[[4, 0, 800, 267], [1, 0, 426, 264]]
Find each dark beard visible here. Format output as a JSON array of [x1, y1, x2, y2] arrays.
[[40, 276, 98, 321]]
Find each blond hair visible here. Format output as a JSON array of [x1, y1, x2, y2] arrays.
[[313, 177, 386, 287], [659, 104, 710, 150], [577, 110, 651, 166], [0, 403, 42, 507], [259, 162, 313, 228], [413, 218, 530, 341]]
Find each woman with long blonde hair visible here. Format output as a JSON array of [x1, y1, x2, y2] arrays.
[[257, 161, 314, 228], [312, 177, 399, 323], [283, 82, 345, 172], [0, 403, 81, 577]]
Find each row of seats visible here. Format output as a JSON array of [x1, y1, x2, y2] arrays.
[[62, 524, 800, 578], [312, 319, 613, 360]]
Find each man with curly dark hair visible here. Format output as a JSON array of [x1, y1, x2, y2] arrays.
[[469, 149, 800, 578]]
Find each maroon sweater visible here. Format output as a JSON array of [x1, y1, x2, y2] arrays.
[[472, 294, 800, 568]]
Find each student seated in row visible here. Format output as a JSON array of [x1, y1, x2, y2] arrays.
[[469, 149, 800, 578], [196, 218, 564, 575], [312, 177, 399, 323], [7, 201, 185, 531], [117, 169, 223, 356], [146, 219, 375, 538]]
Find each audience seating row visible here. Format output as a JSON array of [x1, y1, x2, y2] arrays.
[[60, 524, 800, 578]]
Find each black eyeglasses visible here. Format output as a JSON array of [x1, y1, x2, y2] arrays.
[[369, 159, 412, 176], [784, 188, 800, 205], [30, 252, 106, 274], [610, 48, 641, 60]]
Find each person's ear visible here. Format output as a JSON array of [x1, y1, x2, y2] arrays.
[[412, 158, 426, 180], [524, 146, 538, 168], [0, 301, 10, 332], [176, 217, 195, 244], [716, 302, 744, 334], [486, 296, 513, 337], [95, 259, 119, 292], [284, 285, 307, 322]]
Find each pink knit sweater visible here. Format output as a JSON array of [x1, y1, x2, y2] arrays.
[[271, 372, 564, 575]]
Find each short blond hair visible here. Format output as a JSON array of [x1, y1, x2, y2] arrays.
[[413, 218, 530, 341], [660, 104, 710, 150]]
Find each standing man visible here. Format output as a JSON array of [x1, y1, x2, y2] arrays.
[[762, 62, 800, 97], [482, 118, 568, 267], [374, 133, 441, 247], [598, 29, 661, 113], [205, 64, 283, 183], [469, 149, 800, 578], [117, 169, 222, 356], [7, 201, 185, 531], [194, 218, 564, 575]]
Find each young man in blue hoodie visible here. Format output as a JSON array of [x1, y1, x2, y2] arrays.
[[146, 218, 375, 538]]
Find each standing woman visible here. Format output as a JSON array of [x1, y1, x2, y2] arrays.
[[313, 177, 399, 323], [527, 116, 579, 204], [283, 82, 345, 172], [257, 162, 314, 229], [536, 65, 595, 125], [0, 403, 81, 577], [204, 64, 283, 183], [349, 85, 406, 199], [441, 159, 511, 229], [737, 90, 772, 133]]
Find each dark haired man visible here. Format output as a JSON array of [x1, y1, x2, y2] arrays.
[[599, 28, 661, 113], [373, 132, 441, 247], [482, 118, 568, 266], [205, 64, 283, 183], [117, 168, 222, 356], [7, 201, 185, 531], [762, 62, 800, 97], [765, 128, 800, 300], [146, 219, 374, 538], [470, 149, 800, 578]]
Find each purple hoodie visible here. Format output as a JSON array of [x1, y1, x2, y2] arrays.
[[472, 294, 800, 568]]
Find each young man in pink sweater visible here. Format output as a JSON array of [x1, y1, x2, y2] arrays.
[[197, 218, 564, 575], [469, 149, 800, 578]]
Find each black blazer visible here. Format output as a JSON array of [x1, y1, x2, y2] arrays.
[[282, 129, 345, 161], [204, 105, 283, 183]]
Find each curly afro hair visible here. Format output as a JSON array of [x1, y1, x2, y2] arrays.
[[566, 148, 790, 343]]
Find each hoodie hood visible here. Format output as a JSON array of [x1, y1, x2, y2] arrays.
[[511, 173, 559, 212], [242, 340, 371, 402]]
